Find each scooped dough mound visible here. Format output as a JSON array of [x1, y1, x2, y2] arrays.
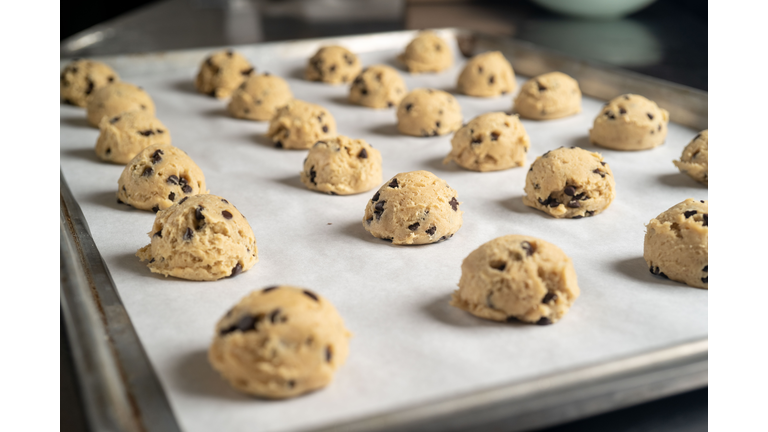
[[86, 82, 155, 127], [305, 46, 362, 85], [300, 136, 382, 195], [450, 235, 580, 325], [227, 73, 293, 121], [136, 194, 257, 281], [514, 71, 581, 120], [266, 100, 337, 149], [444, 112, 530, 172], [398, 31, 453, 74], [348, 65, 407, 109], [60, 59, 119, 107], [195, 49, 255, 99], [396, 88, 462, 137], [589, 94, 669, 150], [457, 51, 516, 97], [362, 171, 463, 245], [673, 130, 708, 185], [95, 111, 171, 164], [209, 286, 351, 399]]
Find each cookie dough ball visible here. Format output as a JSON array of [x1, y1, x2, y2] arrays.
[[397, 89, 462, 137], [673, 130, 708, 185], [266, 100, 337, 149], [117, 144, 207, 212], [136, 194, 257, 281], [514, 72, 581, 120], [300, 136, 382, 195], [444, 112, 530, 172], [348, 65, 407, 109], [450, 235, 580, 325], [398, 31, 453, 74], [305, 46, 362, 85], [60, 59, 119, 107], [227, 73, 292, 121], [589, 94, 670, 151], [95, 111, 171, 164], [195, 50, 255, 99], [209, 286, 351, 399], [457, 51, 516, 97], [523, 147, 616, 219], [644, 199, 708, 289], [86, 82, 155, 127], [363, 171, 463, 245]]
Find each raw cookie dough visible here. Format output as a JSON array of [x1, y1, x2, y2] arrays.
[[227, 73, 293, 121], [136, 194, 257, 281], [514, 72, 581, 120], [86, 82, 155, 127], [644, 198, 708, 289], [117, 144, 207, 212], [300, 136, 382, 195], [673, 130, 708, 185], [589, 94, 669, 150], [523, 147, 616, 219], [266, 100, 337, 149], [95, 111, 171, 164], [398, 31, 453, 74], [450, 235, 580, 325], [305, 46, 362, 85], [457, 51, 516, 97], [209, 286, 351, 399], [396, 88, 462, 137], [444, 112, 530, 172], [60, 59, 119, 107], [363, 171, 463, 245], [348, 65, 407, 109], [195, 50, 255, 99]]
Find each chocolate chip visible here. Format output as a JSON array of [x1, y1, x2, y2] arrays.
[[449, 197, 459, 211], [624, 95, 630, 100], [287, 380, 296, 388], [372, 191, 380, 202], [536, 317, 552, 325], [105, 148, 111, 155], [117, 198, 124, 204], [435, 121, 441, 129], [389, 178, 398, 188], [195, 206, 205, 221], [220, 314, 259, 336], [491, 132, 500, 141], [585, 210, 595, 217], [222, 199, 229, 204], [149, 258, 155, 263], [183, 228, 193, 240], [408, 222, 420, 231], [543, 150, 551, 157], [275, 141, 283, 148], [143, 167, 153, 177], [488, 75, 495, 84], [505, 316, 520, 323], [168, 192, 175, 202], [358, 148, 368, 159], [309, 166, 317, 185], [562, 186, 576, 197], [360, 88, 368, 96], [230, 263, 243, 277], [548, 199, 560, 208], [219, 210, 232, 220], [619, 107, 627, 115], [593, 169, 605, 178], [179, 197, 188, 205], [695, 133, 702, 141], [263, 286, 278, 293], [269, 308, 281, 323], [85, 79, 94, 95], [703, 214, 708, 226], [405, 103, 413, 112], [110, 116, 121, 124], [471, 137, 482, 145], [684, 210, 697, 218], [542, 293, 557, 303], [491, 261, 506, 271], [374, 200, 386, 219], [167, 175, 179, 185], [601, 161, 606, 166], [425, 226, 436, 235], [701, 276, 708, 283], [302, 290, 319, 302], [153, 230, 162, 238], [138, 130, 155, 137], [567, 200, 581, 209], [156, 129, 164, 134], [108, 76, 115, 82], [365, 217, 373, 224], [521, 241, 535, 256], [182, 184, 193, 194], [537, 82, 547, 91], [151, 149, 164, 164], [387, 102, 394, 107], [322, 125, 329, 133], [326, 346, 332, 362], [226, 50, 233, 57], [538, 197, 550, 206], [241, 67, 254, 76], [605, 111, 615, 120]]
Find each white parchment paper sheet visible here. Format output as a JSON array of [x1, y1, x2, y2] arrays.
[[60, 38, 707, 432]]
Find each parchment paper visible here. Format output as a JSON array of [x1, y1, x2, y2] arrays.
[[60, 36, 707, 432]]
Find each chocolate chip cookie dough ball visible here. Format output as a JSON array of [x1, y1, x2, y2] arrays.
[[673, 130, 708, 185], [589, 94, 669, 151], [523, 147, 616, 219], [266, 100, 337, 149], [348, 65, 407, 109], [60, 59, 119, 107], [396, 89, 462, 137], [136, 194, 257, 281], [300, 136, 382, 195], [305, 46, 362, 85], [398, 31, 453, 74], [444, 112, 530, 172], [117, 144, 207, 212], [644, 199, 708, 289], [227, 73, 292, 121], [95, 111, 170, 164], [195, 50, 255, 99], [450, 235, 580, 325], [86, 82, 155, 127], [514, 72, 581, 120], [457, 51, 516, 97], [209, 286, 351, 399], [363, 171, 463, 245]]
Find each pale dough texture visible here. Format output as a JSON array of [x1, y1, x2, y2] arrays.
[[266, 100, 337, 149], [457, 51, 516, 97], [195, 50, 255, 99], [136, 194, 257, 281], [514, 72, 581, 120], [397, 88, 462, 137], [300, 136, 382, 195], [227, 73, 293, 121], [673, 130, 708, 185], [363, 171, 463, 245], [86, 82, 155, 127], [444, 112, 530, 172], [644, 198, 708, 289], [590, 94, 669, 150], [118, 144, 207, 212], [523, 147, 616, 219], [209, 286, 351, 399], [60, 59, 119, 107], [305, 46, 362, 85], [451, 235, 580, 325], [95, 111, 171, 164], [348, 65, 407, 109], [398, 31, 453, 74]]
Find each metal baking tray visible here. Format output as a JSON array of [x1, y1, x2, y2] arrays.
[[60, 29, 707, 432]]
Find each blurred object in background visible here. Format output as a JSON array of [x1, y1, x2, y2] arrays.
[[530, 0, 657, 19]]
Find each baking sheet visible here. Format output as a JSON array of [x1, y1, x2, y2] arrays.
[[59, 33, 707, 432]]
